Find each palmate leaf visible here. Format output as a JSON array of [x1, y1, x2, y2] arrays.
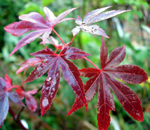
[[72, 6, 129, 37], [22, 46, 90, 115], [0, 76, 24, 128], [68, 37, 148, 130], [4, 7, 77, 56], [16, 88, 37, 112]]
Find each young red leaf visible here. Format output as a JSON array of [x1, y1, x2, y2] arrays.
[[72, 6, 129, 37], [16, 58, 42, 74], [16, 88, 37, 112], [4, 7, 76, 56], [40, 36, 63, 49], [68, 37, 148, 130], [25, 94, 37, 112]]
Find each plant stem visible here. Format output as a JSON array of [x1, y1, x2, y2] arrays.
[[66, 35, 76, 46], [33, 86, 43, 96], [9, 107, 28, 130], [52, 28, 66, 46], [83, 57, 99, 69], [17, 107, 25, 121]]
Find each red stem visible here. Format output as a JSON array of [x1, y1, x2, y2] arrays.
[[52, 28, 66, 46], [9, 107, 28, 130], [70, 35, 75, 44], [83, 57, 99, 69]]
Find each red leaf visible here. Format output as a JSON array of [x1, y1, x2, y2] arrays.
[[100, 37, 108, 69], [4, 21, 43, 36], [80, 68, 100, 77], [24, 47, 88, 114], [0, 77, 24, 128], [43, 7, 56, 22], [9, 30, 44, 57], [19, 12, 48, 26], [4, 74, 12, 89], [25, 94, 37, 112], [68, 37, 148, 130], [54, 8, 77, 24], [105, 65, 148, 84], [60, 46, 90, 60], [40, 60, 60, 116], [59, 58, 87, 109], [67, 74, 99, 115], [16, 58, 42, 74], [104, 45, 125, 70], [5, 7, 76, 56], [16, 88, 37, 111], [30, 48, 56, 59], [0, 91, 9, 128], [105, 74, 143, 121], [24, 59, 55, 83], [97, 73, 115, 130]]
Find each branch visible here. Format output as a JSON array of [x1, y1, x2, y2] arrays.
[[52, 28, 66, 46], [9, 107, 28, 130]]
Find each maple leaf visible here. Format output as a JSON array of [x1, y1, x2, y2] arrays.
[[40, 36, 63, 50], [16, 58, 42, 74], [67, 37, 148, 130], [72, 6, 128, 37], [16, 88, 37, 112], [4, 7, 77, 56], [23, 46, 90, 115], [0, 75, 25, 128]]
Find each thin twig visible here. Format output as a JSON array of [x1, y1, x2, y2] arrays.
[[83, 57, 99, 69], [9, 107, 28, 130], [17, 107, 25, 121], [33, 86, 43, 96], [52, 28, 66, 46]]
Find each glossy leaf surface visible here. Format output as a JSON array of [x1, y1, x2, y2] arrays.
[[23, 46, 89, 115], [68, 37, 148, 130], [0, 76, 24, 128], [16, 88, 37, 112], [72, 6, 128, 37], [4, 7, 76, 56]]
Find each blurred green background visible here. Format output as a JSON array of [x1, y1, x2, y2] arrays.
[[0, 0, 150, 130]]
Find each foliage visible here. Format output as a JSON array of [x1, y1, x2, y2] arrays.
[[0, 1, 149, 130]]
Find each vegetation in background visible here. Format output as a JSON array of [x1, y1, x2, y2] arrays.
[[0, 0, 150, 130]]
